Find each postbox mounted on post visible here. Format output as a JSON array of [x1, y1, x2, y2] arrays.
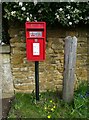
[[25, 22, 46, 61], [25, 22, 46, 101]]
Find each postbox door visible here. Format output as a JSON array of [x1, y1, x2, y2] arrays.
[[26, 39, 45, 61]]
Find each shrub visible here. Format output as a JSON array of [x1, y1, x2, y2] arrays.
[[3, 2, 89, 27]]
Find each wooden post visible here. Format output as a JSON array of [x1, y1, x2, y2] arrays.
[[62, 36, 77, 103]]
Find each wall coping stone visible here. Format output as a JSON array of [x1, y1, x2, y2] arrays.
[[0, 45, 10, 54]]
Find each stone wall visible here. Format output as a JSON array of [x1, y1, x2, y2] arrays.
[[9, 24, 88, 93], [0, 45, 14, 98]]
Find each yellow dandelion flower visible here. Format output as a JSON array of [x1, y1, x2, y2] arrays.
[[44, 107, 47, 110], [51, 108, 54, 111], [47, 115, 51, 119], [50, 100, 52, 103], [53, 106, 56, 108]]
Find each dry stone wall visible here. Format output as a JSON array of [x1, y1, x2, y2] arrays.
[[9, 24, 88, 93]]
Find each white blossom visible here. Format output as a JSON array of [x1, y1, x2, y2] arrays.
[[26, 12, 29, 15], [69, 22, 72, 25], [34, 16, 37, 21], [67, 15, 70, 19], [38, 10, 41, 13], [11, 11, 16, 16], [30, 14, 32, 18], [34, 17, 36, 20], [55, 13, 57, 16], [66, 6, 71, 9], [87, 16, 89, 19], [19, 2, 23, 7], [59, 8, 63, 11], [4, 8, 8, 12], [80, 16, 83, 20], [74, 20, 79, 24], [21, 7, 26, 11], [74, 8, 80, 13], [1, 42, 5, 45], [85, 17, 88, 20], [3, 2, 89, 27], [56, 15, 59, 19], [26, 17, 30, 21]]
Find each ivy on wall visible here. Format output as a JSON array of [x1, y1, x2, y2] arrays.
[[3, 2, 89, 27]]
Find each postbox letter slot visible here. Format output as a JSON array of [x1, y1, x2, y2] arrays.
[[29, 31, 42, 37]]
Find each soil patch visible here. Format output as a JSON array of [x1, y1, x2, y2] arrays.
[[1, 96, 15, 119]]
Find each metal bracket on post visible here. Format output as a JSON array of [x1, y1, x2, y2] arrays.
[[35, 61, 39, 101]]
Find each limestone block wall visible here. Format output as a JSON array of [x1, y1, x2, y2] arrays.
[[0, 45, 14, 98], [9, 24, 88, 93]]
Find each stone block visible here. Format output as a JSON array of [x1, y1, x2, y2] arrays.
[[77, 54, 87, 60], [0, 54, 2, 64], [14, 89, 34, 93], [55, 85, 62, 91], [11, 54, 25, 65], [47, 39, 53, 47], [13, 68, 20, 72], [9, 28, 19, 37], [0, 45, 10, 54], [2, 54, 10, 63], [66, 30, 78, 37], [54, 80, 63, 85], [76, 68, 87, 78], [51, 43, 63, 50], [57, 67, 64, 73], [14, 78, 34, 84], [20, 67, 28, 72], [1, 56, 14, 97], [78, 37, 87, 42], [76, 60, 87, 67], [14, 83, 35, 91], [78, 29, 87, 37], [48, 48, 54, 54], [23, 58, 28, 64], [45, 82, 55, 90]]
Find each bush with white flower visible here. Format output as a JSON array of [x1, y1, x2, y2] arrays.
[[2, 2, 89, 27]]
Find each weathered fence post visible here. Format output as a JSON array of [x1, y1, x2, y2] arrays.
[[0, 3, 2, 120], [62, 36, 77, 103]]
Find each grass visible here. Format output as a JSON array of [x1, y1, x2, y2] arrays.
[[8, 81, 89, 119]]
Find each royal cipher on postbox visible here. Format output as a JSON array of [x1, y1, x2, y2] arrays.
[[25, 22, 46, 61]]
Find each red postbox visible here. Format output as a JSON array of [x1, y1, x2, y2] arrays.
[[25, 22, 46, 61]]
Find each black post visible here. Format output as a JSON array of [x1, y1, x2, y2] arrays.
[[35, 61, 39, 101]]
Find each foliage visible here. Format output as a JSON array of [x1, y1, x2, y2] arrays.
[[8, 81, 88, 119], [2, 18, 10, 44], [1, 5, 10, 44], [3, 2, 89, 27]]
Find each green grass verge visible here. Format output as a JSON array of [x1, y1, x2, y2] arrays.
[[8, 81, 89, 119]]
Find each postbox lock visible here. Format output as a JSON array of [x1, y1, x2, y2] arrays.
[[34, 39, 38, 42]]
